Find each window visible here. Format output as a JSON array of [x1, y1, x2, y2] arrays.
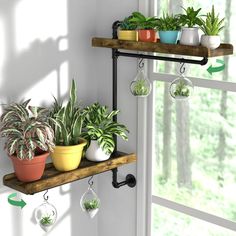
[[147, 0, 236, 235]]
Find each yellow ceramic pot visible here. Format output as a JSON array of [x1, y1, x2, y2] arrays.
[[51, 138, 87, 172], [118, 30, 138, 41]]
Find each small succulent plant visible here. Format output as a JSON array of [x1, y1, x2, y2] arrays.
[[132, 79, 151, 96], [0, 99, 54, 160], [173, 80, 190, 97], [83, 199, 100, 211], [156, 13, 181, 31], [120, 16, 137, 30], [40, 216, 53, 226]]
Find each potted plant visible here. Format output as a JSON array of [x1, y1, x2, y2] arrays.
[[129, 11, 158, 42], [82, 103, 129, 162], [130, 76, 151, 97], [0, 100, 55, 182], [49, 79, 87, 171], [156, 13, 181, 44], [179, 6, 202, 46], [200, 5, 224, 49], [83, 198, 100, 218], [118, 16, 138, 41]]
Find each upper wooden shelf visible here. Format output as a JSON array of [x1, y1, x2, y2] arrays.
[[3, 151, 136, 195], [92, 37, 233, 58]]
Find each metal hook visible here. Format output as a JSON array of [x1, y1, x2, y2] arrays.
[[180, 62, 186, 74], [88, 176, 94, 187], [43, 190, 49, 201], [138, 58, 144, 69]]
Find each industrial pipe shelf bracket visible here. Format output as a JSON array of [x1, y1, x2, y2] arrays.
[[112, 168, 136, 188]]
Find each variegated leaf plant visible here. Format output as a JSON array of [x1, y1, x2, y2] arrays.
[[82, 103, 129, 155], [0, 99, 55, 160], [49, 79, 87, 146]]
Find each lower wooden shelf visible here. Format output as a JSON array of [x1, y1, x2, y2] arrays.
[[3, 151, 136, 195]]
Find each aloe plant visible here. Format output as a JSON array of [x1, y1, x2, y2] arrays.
[[0, 100, 55, 160], [156, 13, 181, 31], [179, 6, 202, 28], [200, 5, 224, 35], [83, 199, 100, 211], [82, 103, 129, 155], [49, 79, 86, 146], [129, 12, 158, 29]]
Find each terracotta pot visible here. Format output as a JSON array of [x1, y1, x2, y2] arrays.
[[138, 29, 157, 42], [51, 138, 87, 171], [9, 152, 49, 182]]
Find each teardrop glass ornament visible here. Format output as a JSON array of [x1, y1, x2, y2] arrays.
[[169, 75, 194, 100], [34, 201, 57, 232], [80, 186, 100, 219], [130, 69, 152, 97]]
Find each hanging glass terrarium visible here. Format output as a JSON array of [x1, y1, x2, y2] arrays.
[[130, 59, 152, 97], [80, 176, 100, 219], [169, 63, 193, 100], [34, 191, 57, 232], [169, 75, 193, 100]]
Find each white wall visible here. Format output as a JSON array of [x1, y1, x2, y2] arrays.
[[94, 1, 139, 236], [0, 0, 99, 235], [0, 0, 139, 235]]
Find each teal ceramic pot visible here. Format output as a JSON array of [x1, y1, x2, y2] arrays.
[[159, 31, 180, 44]]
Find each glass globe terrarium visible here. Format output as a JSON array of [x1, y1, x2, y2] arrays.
[[130, 69, 152, 97], [169, 75, 194, 100], [80, 185, 100, 219], [34, 201, 57, 232]]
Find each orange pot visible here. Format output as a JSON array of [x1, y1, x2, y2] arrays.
[[138, 29, 157, 42], [9, 152, 49, 182]]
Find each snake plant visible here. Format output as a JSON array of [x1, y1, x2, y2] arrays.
[[82, 103, 129, 155], [0, 100, 55, 160], [49, 79, 86, 146]]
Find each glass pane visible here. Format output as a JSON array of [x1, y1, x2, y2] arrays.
[[152, 81, 236, 223], [152, 204, 236, 236], [153, 0, 236, 82]]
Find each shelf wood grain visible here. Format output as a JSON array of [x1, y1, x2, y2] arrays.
[[3, 151, 136, 195], [92, 37, 233, 58]]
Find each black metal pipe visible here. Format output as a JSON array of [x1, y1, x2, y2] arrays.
[[115, 51, 208, 66], [112, 168, 136, 188]]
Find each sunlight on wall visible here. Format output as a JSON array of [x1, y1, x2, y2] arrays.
[[14, 0, 67, 52]]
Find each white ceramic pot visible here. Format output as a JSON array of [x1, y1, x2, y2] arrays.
[[86, 140, 111, 162], [180, 27, 200, 46], [200, 35, 220, 49]]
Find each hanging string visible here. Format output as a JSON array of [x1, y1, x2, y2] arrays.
[[43, 189, 49, 201], [88, 176, 94, 187]]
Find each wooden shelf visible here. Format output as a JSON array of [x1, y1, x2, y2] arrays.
[[3, 151, 136, 195], [92, 37, 233, 58]]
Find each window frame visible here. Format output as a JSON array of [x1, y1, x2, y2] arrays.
[[135, 0, 236, 235]]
